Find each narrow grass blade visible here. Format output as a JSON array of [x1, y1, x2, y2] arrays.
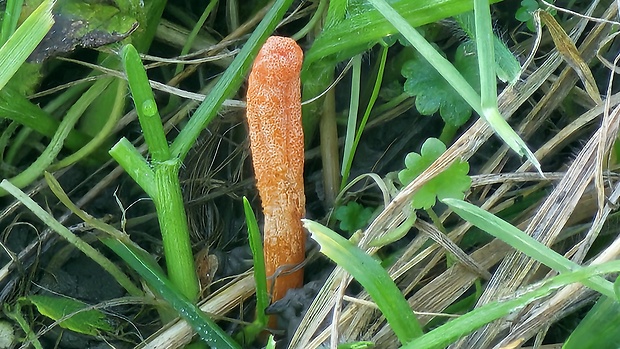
[[366, 0, 481, 114], [403, 261, 620, 349], [0, 0, 54, 90], [0, 77, 111, 197], [474, 0, 541, 172], [1, 0, 25, 45], [341, 54, 362, 186], [235, 197, 269, 344], [105, 238, 241, 349], [244, 197, 268, 325], [442, 198, 615, 298], [303, 219, 423, 344], [305, 0, 498, 65], [342, 45, 388, 188], [474, 0, 497, 105]]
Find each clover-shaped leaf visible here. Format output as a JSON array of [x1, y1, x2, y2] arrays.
[[334, 202, 375, 234], [398, 138, 471, 210], [401, 42, 479, 128], [515, 0, 558, 32], [515, 0, 540, 31]]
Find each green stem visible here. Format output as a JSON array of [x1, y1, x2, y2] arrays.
[[109, 139, 156, 198], [425, 208, 447, 234], [439, 123, 459, 144], [122, 45, 170, 162], [118, 44, 199, 301], [153, 159, 200, 301]]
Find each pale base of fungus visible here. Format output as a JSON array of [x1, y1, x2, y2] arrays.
[[246, 36, 305, 304]]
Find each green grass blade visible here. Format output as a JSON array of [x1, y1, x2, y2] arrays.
[[243, 197, 269, 326], [366, 0, 540, 172], [454, 11, 520, 84], [303, 219, 423, 344], [103, 238, 241, 349], [474, 0, 497, 106], [366, 0, 482, 115], [442, 198, 615, 298], [1, 0, 25, 45], [0, 0, 54, 90], [473, 0, 541, 172], [341, 54, 362, 187], [0, 86, 92, 152], [349, 45, 387, 182], [563, 296, 620, 349], [48, 77, 125, 171], [173, 0, 217, 76], [403, 261, 620, 349], [235, 197, 269, 344], [341, 45, 388, 189]]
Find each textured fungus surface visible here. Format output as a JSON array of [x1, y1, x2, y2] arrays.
[[246, 36, 305, 303]]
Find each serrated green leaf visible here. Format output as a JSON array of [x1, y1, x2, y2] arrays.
[[334, 202, 375, 233], [402, 42, 479, 127], [24, 295, 113, 336], [398, 138, 471, 210]]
